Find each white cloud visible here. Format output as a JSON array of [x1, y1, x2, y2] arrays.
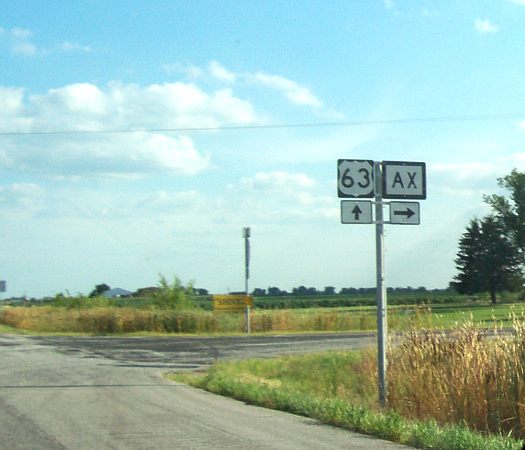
[[163, 63, 204, 79], [433, 185, 484, 199], [12, 41, 37, 55], [474, 18, 499, 34], [240, 171, 332, 213], [0, 183, 46, 216], [384, 0, 395, 10], [36, 82, 108, 116], [0, 133, 209, 177], [510, 0, 525, 5], [3, 26, 92, 56], [132, 134, 209, 175], [421, 8, 440, 18], [166, 61, 332, 113], [249, 72, 323, 108], [6, 27, 37, 56], [0, 86, 26, 113], [208, 60, 236, 82], [10, 28, 32, 39], [0, 87, 32, 131], [57, 41, 92, 53], [6, 81, 257, 132], [429, 154, 525, 195], [0, 80, 260, 177], [430, 161, 501, 181], [431, 153, 525, 176], [109, 81, 257, 128], [245, 171, 317, 191]]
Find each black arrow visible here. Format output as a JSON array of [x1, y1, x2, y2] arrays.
[[394, 207, 415, 219], [351, 205, 363, 220]]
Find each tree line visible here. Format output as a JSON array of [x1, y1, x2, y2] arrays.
[[89, 282, 450, 299], [241, 286, 450, 297], [452, 169, 525, 303]]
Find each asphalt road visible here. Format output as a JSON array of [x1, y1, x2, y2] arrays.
[[28, 332, 378, 370], [0, 333, 413, 449]]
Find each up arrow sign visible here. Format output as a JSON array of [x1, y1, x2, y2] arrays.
[[341, 200, 373, 224]]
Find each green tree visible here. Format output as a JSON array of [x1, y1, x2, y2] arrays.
[[452, 216, 522, 303], [89, 283, 110, 298], [452, 219, 484, 296], [323, 286, 336, 295], [484, 168, 525, 257]]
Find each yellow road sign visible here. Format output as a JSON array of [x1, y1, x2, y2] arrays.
[[213, 295, 253, 311]]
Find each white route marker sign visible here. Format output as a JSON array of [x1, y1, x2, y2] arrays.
[[337, 159, 375, 198], [389, 201, 420, 225], [341, 200, 373, 224], [381, 161, 426, 199]]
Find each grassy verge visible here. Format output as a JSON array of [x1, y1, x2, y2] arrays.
[[169, 319, 525, 450], [170, 361, 522, 450], [0, 322, 28, 334]]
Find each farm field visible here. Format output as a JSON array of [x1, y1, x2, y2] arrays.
[[1, 295, 524, 334]]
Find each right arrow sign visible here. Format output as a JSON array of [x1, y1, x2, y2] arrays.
[[389, 201, 420, 225]]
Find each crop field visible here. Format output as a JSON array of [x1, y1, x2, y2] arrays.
[[1, 297, 524, 334], [109, 290, 470, 310]]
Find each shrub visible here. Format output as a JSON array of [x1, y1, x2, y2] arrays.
[[152, 275, 194, 310]]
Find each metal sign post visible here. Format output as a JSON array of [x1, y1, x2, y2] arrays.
[[338, 159, 426, 408], [374, 162, 387, 407], [243, 227, 251, 334]]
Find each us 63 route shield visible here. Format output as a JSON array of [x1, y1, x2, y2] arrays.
[[337, 159, 375, 198]]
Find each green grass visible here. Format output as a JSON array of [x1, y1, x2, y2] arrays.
[[169, 347, 525, 450], [419, 303, 525, 328], [0, 322, 28, 334]]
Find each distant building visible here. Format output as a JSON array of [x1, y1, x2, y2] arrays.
[[102, 288, 132, 299]]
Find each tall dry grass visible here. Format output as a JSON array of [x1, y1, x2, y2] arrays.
[[0, 306, 385, 334], [387, 312, 525, 438], [0, 306, 243, 334], [249, 309, 377, 332]]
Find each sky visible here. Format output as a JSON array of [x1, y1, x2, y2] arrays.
[[2, 0, 525, 298]]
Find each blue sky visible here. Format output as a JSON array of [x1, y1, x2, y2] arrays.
[[2, 0, 525, 297]]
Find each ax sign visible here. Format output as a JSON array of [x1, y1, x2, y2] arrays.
[[381, 161, 426, 199]]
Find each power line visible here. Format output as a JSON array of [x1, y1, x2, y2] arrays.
[[0, 112, 523, 136]]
